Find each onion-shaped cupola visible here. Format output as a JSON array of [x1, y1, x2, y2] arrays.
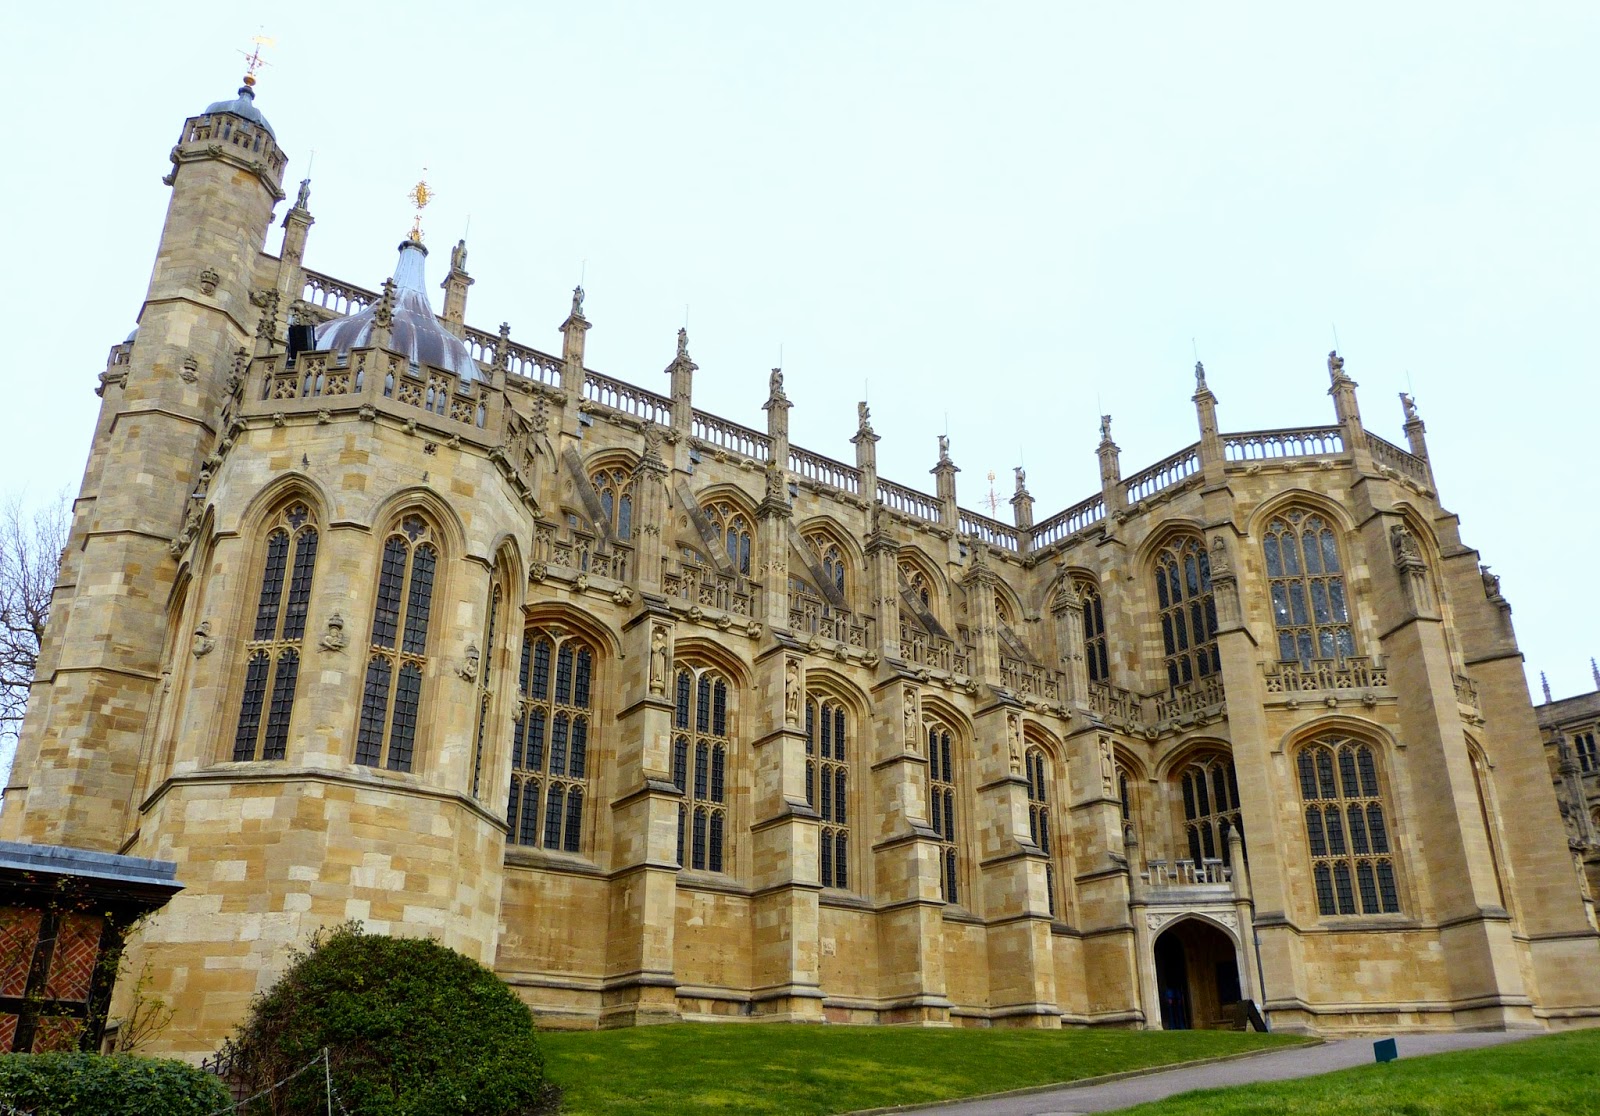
[[201, 81, 275, 137], [313, 239, 480, 382]]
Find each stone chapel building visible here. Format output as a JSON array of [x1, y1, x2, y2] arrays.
[[5, 78, 1599, 1056]]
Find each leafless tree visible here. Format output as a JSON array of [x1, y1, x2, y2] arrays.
[[0, 493, 69, 747]]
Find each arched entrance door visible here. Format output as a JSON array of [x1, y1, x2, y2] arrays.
[[1153, 918, 1242, 1030]]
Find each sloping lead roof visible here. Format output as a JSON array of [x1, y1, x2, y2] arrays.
[[203, 84, 274, 137], [313, 241, 480, 383]]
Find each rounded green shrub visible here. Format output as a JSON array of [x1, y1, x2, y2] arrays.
[[222, 922, 550, 1116], [0, 1051, 230, 1116]]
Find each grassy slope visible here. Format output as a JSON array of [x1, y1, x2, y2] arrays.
[[540, 1024, 1300, 1115], [1118, 1029, 1600, 1116]]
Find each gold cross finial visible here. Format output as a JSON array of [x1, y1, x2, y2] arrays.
[[408, 170, 432, 242], [240, 32, 275, 88]]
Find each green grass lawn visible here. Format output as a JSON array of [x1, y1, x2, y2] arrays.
[[1118, 1028, 1600, 1116], [539, 1023, 1302, 1115]]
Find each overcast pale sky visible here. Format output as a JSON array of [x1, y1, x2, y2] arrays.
[[2, 2, 1596, 705]]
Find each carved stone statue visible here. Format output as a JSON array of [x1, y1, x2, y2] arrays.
[[857, 401, 872, 433], [676, 327, 689, 361], [903, 687, 919, 752], [642, 424, 665, 461], [191, 621, 215, 658], [456, 642, 481, 682], [1390, 524, 1422, 567], [450, 238, 468, 272], [319, 612, 347, 652], [1007, 713, 1023, 776], [1014, 466, 1026, 493], [1099, 736, 1115, 796], [765, 464, 787, 502], [570, 285, 585, 318], [1194, 360, 1207, 390], [1480, 563, 1502, 599], [1099, 414, 1112, 441], [294, 178, 311, 209], [1209, 534, 1231, 575], [768, 368, 785, 400], [1400, 392, 1419, 423], [937, 434, 950, 461], [785, 658, 801, 726], [1328, 350, 1344, 377], [649, 625, 669, 696]]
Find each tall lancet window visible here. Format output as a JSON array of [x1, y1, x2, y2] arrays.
[[703, 501, 752, 576], [1025, 745, 1060, 918], [507, 628, 594, 853], [592, 466, 634, 541], [1075, 577, 1109, 683], [927, 721, 961, 904], [1155, 536, 1220, 688], [1263, 510, 1354, 666], [234, 501, 319, 762], [470, 581, 503, 801], [805, 695, 850, 890], [1298, 735, 1401, 916], [673, 667, 730, 873], [355, 515, 438, 773]]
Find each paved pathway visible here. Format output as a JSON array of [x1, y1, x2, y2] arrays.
[[924, 1031, 1536, 1115]]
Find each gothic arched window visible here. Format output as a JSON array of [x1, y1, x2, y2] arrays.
[[1025, 745, 1059, 918], [1297, 735, 1401, 916], [507, 628, 594, 853], [354, 514, 438, 773], [927, 721, 961, 904], [1264, 510, 1355, 665], [1155, 536, 1219, 688], [806, 695, 850, 889], [703, 501, 752, 576], [898, 557, 935, 611], [673, 666, 731, 872], [592, 466, 634, 541], [804, 531, 848, 598], [234, 501, 319, 762], [1575, 730, 1598, 774], [1179, 755, 1242, 868], [1076, 578, 1109, 683]]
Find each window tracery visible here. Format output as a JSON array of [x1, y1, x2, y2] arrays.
[[591, 466, 634, 541], [927, 720, 961, 904], [1297, 735, 1401, 916], [703, 501, 752, 576], [1575, 730, 1598, 774], [804, 532, 848, 597], [1264, 510, 1354, 665], [1179, 754, 1242, 868], [234, 502, 319, 762], [806, 695, 850, 889], [507, 628, 594, 853], [354, 514, 437, 773], [1155, 536, 1219, 687], [673, 667, 731, 872]]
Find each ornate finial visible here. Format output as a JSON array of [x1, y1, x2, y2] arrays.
[[1194, 360, 1206, 390], [676, 327, 689, 360], [374, 279, 397, 330], [1542, 671, 1553, 704], [239, 32, 274, 88], [1592, 657, 1599, 690], [494, 322, 511, 372], [407, 171, 432, 243], [571, 285, 586, 318], [293, 178, 311, 210], [1099, 413, 1112, 442], [1400, 392, 1420, 423]]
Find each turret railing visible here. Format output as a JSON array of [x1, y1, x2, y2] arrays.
[[789, 447, 862, 496], [301, 270, 377, 317], [1223, 425, 1344, 461], [957, 509, 1020, 552], [1366, 432, 1430, 484], [788, 596, 875, 649], [1031, 493, 1106, 549], [583, 369, 673, 425], [532, 522, 632, 581], [461, 326, 563, 387], [898, 623, 971, 674], [691, 411, 771, 462], [1088, 681, 1140, 723], [662, 559, 759, 617], [877, 479, 942, 523], [1143, 858, 1233, 889], [1124, 445, 1201, 504], [999, 656, 1064, 702], [257, 348, 492, 430], [1152, 674, 1227, 721], [1262, 656, 1389, 692]]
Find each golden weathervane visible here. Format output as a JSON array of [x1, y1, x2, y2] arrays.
[[240, 32, 275, 88], [408, 170, 432, 242]]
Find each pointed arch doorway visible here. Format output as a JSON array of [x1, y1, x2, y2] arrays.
[[1153, 917, 1243, 1030]]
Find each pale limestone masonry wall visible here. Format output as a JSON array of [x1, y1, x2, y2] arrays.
[[5, 88, 1600, 1058]]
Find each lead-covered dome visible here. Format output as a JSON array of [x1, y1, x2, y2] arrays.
[[313, 240, 479, 383], [202, 83, 274, 137]]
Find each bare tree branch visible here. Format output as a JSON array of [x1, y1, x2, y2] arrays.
[[0, 491, 69, 745]]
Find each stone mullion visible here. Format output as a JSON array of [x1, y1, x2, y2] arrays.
[[602, 607, 682, 1027], [749, 641, 823, 1021]]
